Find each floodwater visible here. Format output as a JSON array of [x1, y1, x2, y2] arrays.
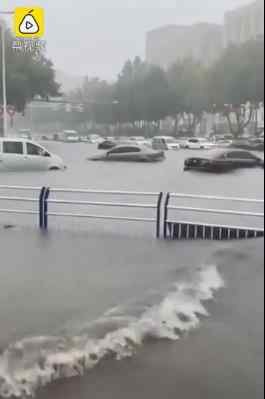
[[0, 143, 264, 398]]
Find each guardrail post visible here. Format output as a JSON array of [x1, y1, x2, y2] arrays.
[[43, 187, 50, 230], [163, 192, 171, 239], [156, 192, 163, 239], [39, 187, 46, 229]]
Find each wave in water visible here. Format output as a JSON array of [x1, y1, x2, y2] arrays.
[[0, 264, 224, 398]]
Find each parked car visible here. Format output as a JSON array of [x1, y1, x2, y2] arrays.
[[0, 138, 66, 171], [87, 134, 103, 144], [183, 138, 215, 150], [230, 138, 264, 152], [152, 136, 180, 151], [215, 139, 233, 148], [248, 138, 264, 152], [79, 136, 89, 143], [184, 149, 264, 173], [98, 140, 117, 150], [127, 136, 150, 146], [89, 144, 165, 162], [62, 130, 80, 143], [18, 129, 32, 140]]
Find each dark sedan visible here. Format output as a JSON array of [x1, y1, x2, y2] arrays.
[[89, 145, 165, 162], [98, 140, 117, 150], [184, 150, 264, 173], [230, 138, 264, 152]]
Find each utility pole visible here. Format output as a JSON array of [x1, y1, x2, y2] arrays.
[[0, 11, 14, 137]]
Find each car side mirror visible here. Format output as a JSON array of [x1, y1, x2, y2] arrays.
[[43, 151, 51, 157]]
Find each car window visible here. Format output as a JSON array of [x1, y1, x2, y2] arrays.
[[27, 143, 44, 156], [189, 139, 199, 143], [227, 151, 255, 159], [237, 152, 256, 159], [109, 147, 141, 154], [3, 141, 24, 155]]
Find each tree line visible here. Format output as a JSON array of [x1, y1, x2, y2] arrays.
[[70, 38, 264, 137], [0, 27, 264, 138], [0, 26, 60, 136]]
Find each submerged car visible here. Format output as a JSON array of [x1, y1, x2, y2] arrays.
[[98, 140, 117, 150], [62, 130, 80, 143], [183, 138, 215, 150], [127, 136, 150, 146], [184, 149, 264, 172], [87, 134, 103, 144], [0, 138, 66, 171], [248, 138, 264, 152], [18, 129, 32, 140], [89, 144, 165, 162], [152, 136, 180, 150]]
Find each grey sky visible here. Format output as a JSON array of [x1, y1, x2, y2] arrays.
[[2, 0, 254, 79]]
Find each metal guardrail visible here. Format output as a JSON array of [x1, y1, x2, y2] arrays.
[[0, 186, 264, 241], [164, 192, 264, 240], [0, 186, 40, 220], [0, 186, 163, 238]]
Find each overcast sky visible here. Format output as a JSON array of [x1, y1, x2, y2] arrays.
[[2, 0, 254, 79]]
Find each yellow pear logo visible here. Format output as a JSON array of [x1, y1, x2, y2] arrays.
[[14, 7, 45, 38], [19, 10, 39, 34]]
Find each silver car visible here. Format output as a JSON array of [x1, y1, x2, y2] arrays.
[[89, 144, 165, 162]]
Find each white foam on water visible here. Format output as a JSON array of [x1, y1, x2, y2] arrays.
[[0, 265, 224, 398]]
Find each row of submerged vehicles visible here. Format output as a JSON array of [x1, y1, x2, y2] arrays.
[[90, 135, 264, 172], [0, 133, 263, 173]]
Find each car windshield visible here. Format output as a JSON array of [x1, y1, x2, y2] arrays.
[[0, 3, 264, 399]]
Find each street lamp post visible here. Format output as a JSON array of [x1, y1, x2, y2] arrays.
[[0, 11, 13, 137]]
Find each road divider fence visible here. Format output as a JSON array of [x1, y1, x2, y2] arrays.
[[0, 185, 264, 240]]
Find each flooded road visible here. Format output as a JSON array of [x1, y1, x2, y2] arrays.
[[0, 143, 264, 398]]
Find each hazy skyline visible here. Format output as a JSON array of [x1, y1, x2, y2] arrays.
[[2, 0, 256, 79]]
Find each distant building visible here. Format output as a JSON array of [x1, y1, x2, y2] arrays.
[[146, 23, 223, 69], [146, 0, 264, 70], [224, 0, 264, 46]]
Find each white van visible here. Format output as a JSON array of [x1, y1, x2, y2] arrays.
[[0, 138, 65, 171]]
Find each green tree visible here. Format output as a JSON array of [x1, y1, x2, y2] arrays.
[[0, 27, 60, 136], [207, 39, 264, 137], [115, 57, 173, 128], [115, 58, 144, 124], [142, 65, 174, 126], [69, 77, 115, 124], [167, 58, 208, 135]]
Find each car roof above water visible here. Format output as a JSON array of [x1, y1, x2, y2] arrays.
[[0, 137, 37, 143], [0, 137, 47, 148], [108, 144, 158, 153], [153, 136, 176, 140], [201, 149, 256, 159]]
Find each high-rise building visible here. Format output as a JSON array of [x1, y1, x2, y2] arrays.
[[146, 0, 264, 70], [224, 0, 264, 46], [146, 23, 223, 69]]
